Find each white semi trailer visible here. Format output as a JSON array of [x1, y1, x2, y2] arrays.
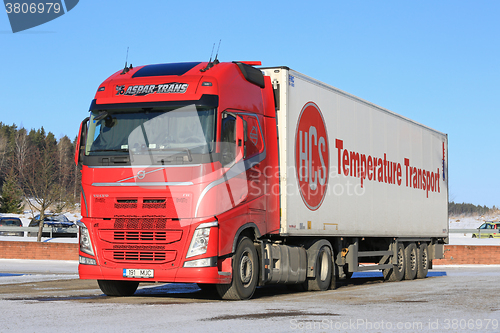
[[257, 66, 447, 290]]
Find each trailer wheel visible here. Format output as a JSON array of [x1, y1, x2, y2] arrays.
[[216, 237, 258, 300], [404, 243, 417, 280], [97, 280, 139, 296], [416, 243, 429, 279], [383, 243, 405, 281], [307, 245, 332, 291]]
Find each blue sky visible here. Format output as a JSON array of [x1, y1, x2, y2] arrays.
[[1, 1, 499, 207]]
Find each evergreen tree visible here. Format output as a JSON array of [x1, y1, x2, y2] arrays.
[[0, 168, 23, 213]]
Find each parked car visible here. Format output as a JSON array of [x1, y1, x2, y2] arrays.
[[0, 217, 24, 237], [472, 221, 500, 238], [28, 214, 77, 238]]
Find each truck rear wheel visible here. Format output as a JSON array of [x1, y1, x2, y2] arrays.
[[383, 243, 405, 281], [97, 280, 139, 296], [216, 237, 258, 300], [307, 245, 332, 291], [404, 243, 417, 280], [416, 243, 429, 279]]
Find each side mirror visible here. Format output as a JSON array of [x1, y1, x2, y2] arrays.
[[75, 117, 89, 166]]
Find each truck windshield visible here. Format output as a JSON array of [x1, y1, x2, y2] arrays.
[[86, 106, 216, 157]]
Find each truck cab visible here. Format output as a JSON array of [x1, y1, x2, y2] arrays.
[[76, 61, 279, 299]]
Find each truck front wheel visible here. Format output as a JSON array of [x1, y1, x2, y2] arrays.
[[216, 237, 259, 300], [97, 280, 139, 296]]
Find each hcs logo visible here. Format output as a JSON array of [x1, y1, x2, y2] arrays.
[[295, 102, 329, 210]]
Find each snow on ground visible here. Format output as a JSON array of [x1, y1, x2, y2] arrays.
[[0, 259, 78, 284], [448, 233, 500, 245], [448, 212, 500, 245], [1, 263, 500, 333], [449, 212, 500, 229]]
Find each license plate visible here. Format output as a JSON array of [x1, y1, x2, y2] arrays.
[[123, 269, 154, 278]]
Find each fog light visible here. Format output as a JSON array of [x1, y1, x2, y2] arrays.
[[183, 257, 217, 268], [79, 256, 97, 265]]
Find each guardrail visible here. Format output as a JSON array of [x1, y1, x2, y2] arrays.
[[449, 228, 500, 238], [449, 229, 478, 233], [0, 226, 78, 238]]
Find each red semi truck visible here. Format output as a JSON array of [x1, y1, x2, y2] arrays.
[[75, 60, 448, 300]]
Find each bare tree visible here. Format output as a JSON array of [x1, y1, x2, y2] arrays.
[[22, 146, 61, 242], [54, 136, 74, 212], [14, 128, 29, 180], [0, 134, 8, 178]]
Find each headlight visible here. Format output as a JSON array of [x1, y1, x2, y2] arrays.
[[78, 221, 95, 256], [186, 221, 218, 258]]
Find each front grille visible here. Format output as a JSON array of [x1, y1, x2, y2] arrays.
[[114, 217, 168, 229], [115, 199, 138, 209], [142, 199, 166, 209], [114, 231, 167, 241], [103, 249, 177, 263], [115, 203, 137, 209], [98, 216, 183, 264], [113, 251, 166, 261], [99, 229, 182, 244]]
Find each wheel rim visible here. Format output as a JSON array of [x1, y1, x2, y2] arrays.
[[239, 250, 253, 285], [421, 248, 428, 269], [397, 248, 404, 272], [410, 248, 417, 270]]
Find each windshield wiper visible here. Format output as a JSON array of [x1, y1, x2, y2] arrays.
[[89, 149, 129, 152], [153, 148, 193, 162]]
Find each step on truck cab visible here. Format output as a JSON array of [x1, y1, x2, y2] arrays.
[[75, 60, 448, 300]]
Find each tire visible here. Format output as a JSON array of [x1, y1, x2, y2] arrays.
[[307, 245, 332, 291], [383, 243, 405, 281], [98, 280, 139, 296], [416, 243, 429, 279], [216, 237, 259, 300], [489, 235, 493, 238], [472, 234, 477, 238], [404, 243, 417, 280]]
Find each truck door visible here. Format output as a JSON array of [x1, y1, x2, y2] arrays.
[[240, 113, 267, 227]]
